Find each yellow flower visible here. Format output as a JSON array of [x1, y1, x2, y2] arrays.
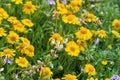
[[75, 27, 92, 41], [84, 64, 96, 75], [62, 74, 78, 80], [112, 30, 120, 38], [112, 19, 120, 30], [11, 0, 22, 4], [68, 0, 82, 12], [24, 45, 34, 57], [82, 11, 97, 22], [7, 16, 18, 24], [65, 41, 80, 56], [13, 21, 26, 32], [49, 33, 63, 44], [57, 3, 68, 14], [15, 57, 29, 68], [20, 37, 30, 44], [39, 67, 53, 79], [101, 61, 108, 65], [77, 39, 86, 52], [0, 8, 9, 19], [0, 48, 15, 58], [0, 28, 7, 37], [62, 14, 81, 25], [98, 30, 107, 38], [23, 1, 37, 14], [21, 19, 34, 27], [16, 43, 28, 53], [54, 78, 60, 80], [7, 31, 19, 44], [87, 77, 98, 80], [105, 78, 110, 80]]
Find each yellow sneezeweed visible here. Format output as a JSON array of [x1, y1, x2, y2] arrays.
[[7, 16, 18, 24], [21, 19, 34, 27], [20, 37, 30, 44], [84, 64, 96, 76], [39, 67, 53, 79], [75, 27, 92, 41], [0, 48, 15, 58], [49, 33, 63, 45], [0, 8, 9, 24], [82, 11, 97, 22], [62, 74, 78, 80], [11, 0, 23, 4], [24, 45, 34, 57], [98, 30, 107, 38], [105, 78, 110, 80], [23, 1, 37, 14], [62, 14, 81, 25], [13, 21, 26, 32], [7, 31, 19, 44], [112, 19, 120, 30], [101, 61, 108, 65], [65, 41, 80, 56], [54, 78, 60, 80], [0, 28, 7, 37], [67, 0, 82, 12], [112, 30, 120, 38], [87, 77, 98, 80], [77, 39, 86, 52], [15, 57, 29, 68], [57, 3, 68, 14]]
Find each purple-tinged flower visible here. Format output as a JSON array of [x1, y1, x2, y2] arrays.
[[110, 75, 120, 80], [3, 57, 13, 65], [62, 0, 67, 5], [48, 0, 55, 6], [94, 38, 99, 44], [78, 18, 87, 25]]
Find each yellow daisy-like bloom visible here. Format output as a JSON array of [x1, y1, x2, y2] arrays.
[[101, 61, 108, 65], [87, 77, 98, 80], [0, 8, 9, 19], [0, 48, 15, 58], [0, 28, 7, 37], [54, 78, 60, 80], [62, 74, 78, 80], [23, 1, 37, 14], [62, 14, 81, 25], [57, 3, 68, 14], [39, 67, 53, 79], [77, 39, 86, 52], [13, 21, 26, 32], [112, 30, 120, 38], [68, 0, 82, 12], [24, 45, 34, 57], [112, 19, 120, 30], [84, 64, 96, 76], [98, 30, 107, 38], [21, 19, 34, 27], [49, 33, 63, 44], [15, 57, 29, 68], [16, 43, 28, 53], [11, 0, 22, 4], [105, 78, 110, 80], [20, 37, 30, 44], [65, 41, 80, 56], [75, 27, 92, 41], [82, 11, 97, 22], [7, 31, 19, 44], [7, 16, 18, 24]]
